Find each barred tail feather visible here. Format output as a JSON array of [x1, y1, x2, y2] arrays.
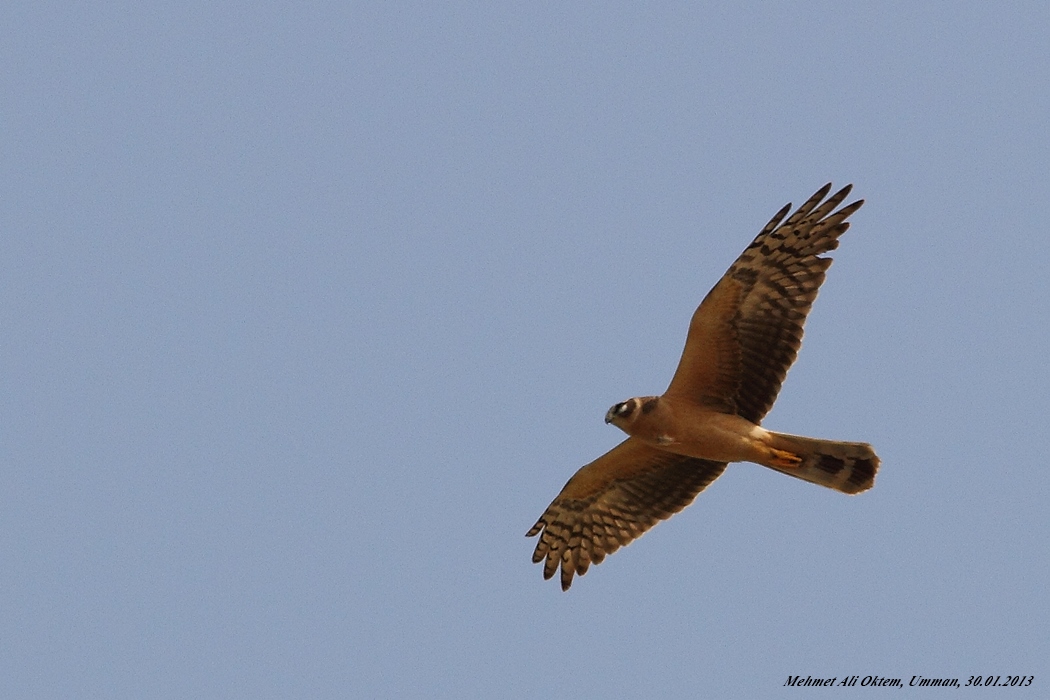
[[767, 432, 879, 494]]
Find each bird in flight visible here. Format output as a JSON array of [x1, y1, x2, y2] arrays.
[[527, 183, 879, 590]]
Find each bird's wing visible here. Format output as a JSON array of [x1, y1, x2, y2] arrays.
[[664, 183, 863, 424], [527, 438, 727, 590]]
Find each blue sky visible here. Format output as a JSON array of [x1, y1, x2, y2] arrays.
[[3, 2, 1048, 698]]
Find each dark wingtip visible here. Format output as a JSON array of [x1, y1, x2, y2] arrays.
[[831, 184, 865, 214], [837, 198, 865, 218]]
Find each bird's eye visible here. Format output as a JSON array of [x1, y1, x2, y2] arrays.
[[616, 402, 632, 415]]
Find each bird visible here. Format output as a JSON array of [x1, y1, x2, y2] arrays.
[[526, 183, 879, 591]]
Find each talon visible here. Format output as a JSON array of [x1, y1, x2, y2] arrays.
[[770, 448, 802, 469]]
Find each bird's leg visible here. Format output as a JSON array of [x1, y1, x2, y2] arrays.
[[767, 448, 802, 469]]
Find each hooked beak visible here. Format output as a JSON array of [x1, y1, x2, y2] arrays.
[[604, 409, 615, 424]]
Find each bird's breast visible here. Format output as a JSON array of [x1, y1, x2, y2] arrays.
[[635, 403, 770, 464]]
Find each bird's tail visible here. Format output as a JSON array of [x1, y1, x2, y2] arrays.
[[766, 432, 879, 494]]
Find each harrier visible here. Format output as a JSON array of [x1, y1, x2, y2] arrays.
[[527, 184, 879, 590]]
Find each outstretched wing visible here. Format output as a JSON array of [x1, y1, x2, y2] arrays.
[[527, 438, 727, 590], [664, 183, 863, 424]]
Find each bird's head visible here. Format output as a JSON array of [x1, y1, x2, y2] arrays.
[[605, 396, 658, 431]]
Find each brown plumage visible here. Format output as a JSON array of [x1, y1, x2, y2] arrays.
[[527, 184, 879, 590]]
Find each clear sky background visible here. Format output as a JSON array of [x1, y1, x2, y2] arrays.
[[3, 2, 1048, 698]]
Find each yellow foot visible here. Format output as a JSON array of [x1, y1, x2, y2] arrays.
[[769, 448, 802, 469]]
